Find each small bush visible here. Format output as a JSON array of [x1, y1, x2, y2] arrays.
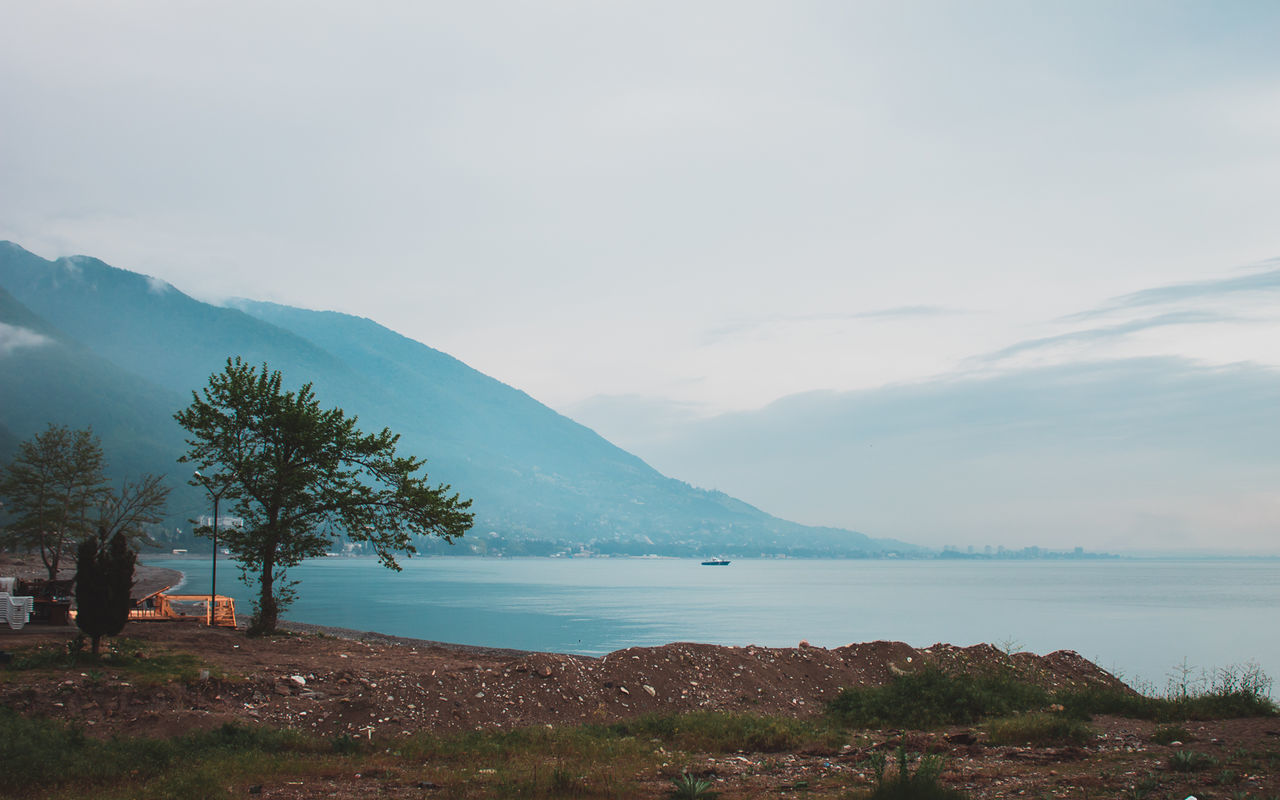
[[858, 748, 969, 800], [828, 668, 1049, 729], [1151, 724, 1191, 745], [331, 733, 362, 754], [1168, 750, 1218, 772], [985, 712, 1094, 746], [669, 772, 717, 799]]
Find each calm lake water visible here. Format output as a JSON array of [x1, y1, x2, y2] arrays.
[[142, 556, 1280, 690]]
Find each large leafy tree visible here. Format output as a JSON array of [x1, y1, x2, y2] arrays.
[[74, 528, 137, 654], [0, 425, 168, 580], [174, 357, 474, 634]]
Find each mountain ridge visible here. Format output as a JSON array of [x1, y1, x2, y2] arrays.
[[0, 241, 910, 556]]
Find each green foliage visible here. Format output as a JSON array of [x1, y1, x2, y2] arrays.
[[74, 530, 137, 654], [0, 424, 107, 578], [669, 772, 717, 799], [4, 638, 212, 685], [984, 712, 1094, 746], [1151, 724, 1191, 745], [828, 667, 1050, 729], [605, 712, 836, 753], [1168, 749, 1218, 772], [0, 711, 325, 794], [1057, 663, 1276, 722], [0, 424, 168, 580], [858, 748, 969, 800], [174, 357, 474, 633], [831, 662, 1276, 735], [330, 733, 363, 755]]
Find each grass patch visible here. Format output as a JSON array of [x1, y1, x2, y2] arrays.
[[828, 667, 1049, 729], [2, 636, 214, 686], [984, 712, 1094, 746], [1056, 663, 1276, 722], [856, 748, 969, 800], [0, 709, 324, 795], [1, 710, 828, 800], [1151, 724, 1191, 745], [604, 711, 839, 753], [669, 772, 718, 798], [1168, 749, 1218, 772], [828, 663, 1276, 731]]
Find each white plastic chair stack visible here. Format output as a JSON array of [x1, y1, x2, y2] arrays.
[[1, 591, 35, 630]]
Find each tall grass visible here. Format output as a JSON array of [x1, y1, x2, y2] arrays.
[[1056, 663, 1276, 722], [827, 667, 1049, 729], [827, 662, 1276, 730]]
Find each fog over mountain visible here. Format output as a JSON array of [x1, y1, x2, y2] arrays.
[[569, 265, 1280, 555], [0, 241, 907, 557]]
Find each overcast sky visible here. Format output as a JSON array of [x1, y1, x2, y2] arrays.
[[3, 2, 1278, 550]]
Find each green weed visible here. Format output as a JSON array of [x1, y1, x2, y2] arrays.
[[1168, 749, 1218, 772], [855, 747, 968, 800], [1151, 724, 1191, 745], [3, 637, 213, 686], [828, 667, 1049, 729], [605, 711, 838, 753], [984, 712, 1094, 746], [669, 772, 717, 799], [1058, 663, 1276, 722]]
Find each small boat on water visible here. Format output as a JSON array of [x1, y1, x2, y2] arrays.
[[700, 558, 731, 566]]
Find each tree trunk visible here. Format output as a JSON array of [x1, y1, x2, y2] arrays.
[[251, 556, 279, 635], [41, 536, 58, 580], [91, 634, 102, 655]]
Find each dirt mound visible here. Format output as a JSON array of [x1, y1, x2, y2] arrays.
[[0, 623, 1126, 739]]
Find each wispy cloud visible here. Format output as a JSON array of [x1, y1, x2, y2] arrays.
[[977, 310, 1233, 364], [1068, 264, 1280, 321], [145, 275, 174, 295], [0, 322, 52, 355]]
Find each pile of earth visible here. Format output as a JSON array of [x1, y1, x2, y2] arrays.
[[2, 618, 1122, 740]]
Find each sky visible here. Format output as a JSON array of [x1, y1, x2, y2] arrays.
[[2, 1, 1278, 551]]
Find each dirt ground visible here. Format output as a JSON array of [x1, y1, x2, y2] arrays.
[[3, 560, 1278, 798]]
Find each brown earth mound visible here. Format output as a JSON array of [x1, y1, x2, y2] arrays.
[[4, 615, 1278, 798], [1, 619, 1123, 740]]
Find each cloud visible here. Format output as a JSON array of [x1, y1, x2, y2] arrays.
[[978, 310, 1234, 364], [1070, 263, 1280, 320], [563, 393, 712, 453], [145, 275, 173, 295], [616, 356, 1280, 552], [0, 322, 52, 355]]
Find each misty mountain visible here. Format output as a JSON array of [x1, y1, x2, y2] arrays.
[[0, 241, 905, 556]]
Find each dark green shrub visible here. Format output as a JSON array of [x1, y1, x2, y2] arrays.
[[828, 668, 1049, 729]]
